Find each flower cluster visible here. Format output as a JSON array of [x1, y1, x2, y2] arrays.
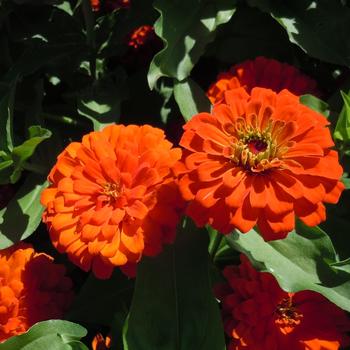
[[127, 25, 156, 50], [0, 243, 73, 342], [91, 0, 130, 12], [216, 255, 350, 350], [207, 57, 320, 105], [41, 124, 183, 279], [35, 56, 347, 349], [177, 87, 343, 240], [92, 333, 111, 350]]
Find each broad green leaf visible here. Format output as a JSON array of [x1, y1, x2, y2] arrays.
[[0, 174, 47, 249], [68, 269, 133, 326], [300, 94, 329, 117], [4, 7, 87, 81], [0, 81, 16, 153], [155, 79, 174, 124], [334, 90, 350, 145], [0, 320, 88, 350], [247, 0, 350, 67], [78, 71, 127, 131], [174, 78, 211, 121], [148, 0, 236, 89], [124, 218, 225, 350], [226, 221, 350, 312], [206, 5, 292, 64]]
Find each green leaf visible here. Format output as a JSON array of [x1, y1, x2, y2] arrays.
[[0, 173, 47, 249], [174, 78, 211, 121], [8, 126, 52, 183], [206, 5, 292, 64], [226, 221, 350, 312], [68, 269, 133, 327], [334, 90, 350, 144], [148, 0, 236, 89], [155, 79, 174, 124], [0, 320, 87, 350], [247, 0, 350, 67], [4, 7, 87, 81], [0, 81, 16, 153], [124, 218, 225, 349], [300, 94, 329, 117], [78, 71, 127, 131], [331, 258, 350, 274], [341, 172, 350, 189]]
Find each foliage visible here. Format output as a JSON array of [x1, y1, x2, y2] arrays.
[[0, 320, 88, 350], [1, 0, 350, 348]]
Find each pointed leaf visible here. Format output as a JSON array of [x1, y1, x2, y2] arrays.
[[174, 78, 211, 121], [226, 221, 350, 312], [78, 71, 127, 131], [0, 320, 87, 350], [0, 174, 47, 249], [248, 0, 350, 67], [0, 81, 16, 153], [124, 218, 225, 349], [148, 0, 236, 88], [300, 94, 329, 117], [334, 90, 350, 144]]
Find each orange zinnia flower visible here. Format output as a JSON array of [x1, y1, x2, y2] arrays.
[[0, 243, 73, 342], [215, 255, 350, 350], [41, 124, 183, 279], [207, 56, 320, 105], [92, 333, 111, 350], [178, 87, 343, 240]]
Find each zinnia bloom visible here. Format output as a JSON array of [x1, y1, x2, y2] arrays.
[[178, 87, 343, 240], [0, 243, 73, 342], [41, 124, 183, 279], [92, 333, 111, 350], [91, 0, 100, 11], [105, 0, 130, 11], [216, 255, 350, 350], [207, 56, 320, 105], [127, 25, 156, 50]]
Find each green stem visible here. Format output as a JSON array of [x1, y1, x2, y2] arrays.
[[42, 113, 89, 128], [82, 0, 96, 79], [22, 162, 47, 175], [208, 230, 224, 259]]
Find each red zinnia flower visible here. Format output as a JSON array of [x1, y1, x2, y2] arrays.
[[41, 124, 183, 279], [0, 243, 73, 342], [207, 57, 320, 105], [105, 0, 130, 11], [91, 0, 100, 11], [216, 255, 350, 350], [177, 87, 343, 240], [127, 25, 156, 50]]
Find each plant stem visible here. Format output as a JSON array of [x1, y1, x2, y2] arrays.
[[82, 0, 96, 79], [22, 162, 47, 175], [208, 230, 224, 259], [42, 113, 89, 128]]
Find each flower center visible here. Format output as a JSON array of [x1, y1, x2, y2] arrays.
[[247, 139, 268, 154], [275, 297, 303, 327], [101, 182, 120, 201], [226, 115, 290, 173]]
